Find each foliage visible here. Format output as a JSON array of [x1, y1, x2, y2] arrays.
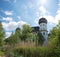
[[4, 21, 60, 57], [48, 21, 60, 48], [0, 22, 5, 47], [11, 46, 60, 57], [21, 24, 34, 41], [49, 27, 57, 39], [0, 51, 5, 56], [47, 21, 60, 57], [37, 31, 44, 46], [5, 28, 21, 46]]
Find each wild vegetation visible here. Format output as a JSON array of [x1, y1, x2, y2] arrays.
[[0, 21, 60, 57]]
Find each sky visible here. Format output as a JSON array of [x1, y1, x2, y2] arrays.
[[0, 0, 60, 38]]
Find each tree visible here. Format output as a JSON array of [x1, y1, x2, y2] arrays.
[[47, 21, 60, 57], [48, 21, 60, 48], [15, 27, 22, 41], [0, 22, 5, 47], [21, 24, 33, 42], [37, 31, 44, 46], [49, 27, 57, 40], [5, 28, 22, 46]]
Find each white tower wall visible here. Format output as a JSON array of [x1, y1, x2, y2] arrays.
[[39, 23, 47, 31], [39, 22, 48, 45]]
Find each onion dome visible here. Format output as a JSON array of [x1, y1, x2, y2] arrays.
[[39, 17, 47, 24], [16, 27, 21, 31]]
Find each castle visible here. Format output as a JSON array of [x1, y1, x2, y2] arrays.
[[16, 17, 48, 45], [32, 17, 48, 45]]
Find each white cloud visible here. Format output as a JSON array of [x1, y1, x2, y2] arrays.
[[57, 10, 60, 14], [39, 6, 46, 15], [43, 15, 55, 23], [17, 16, 21, 20], [34, 15, 57, 32], [4, 11, 13, 15], [2, 21, 28, 31], [35, 0, 48, 6], [34, 0, 60, 31], [35, 0, 60, 25], [55, 10, 60, 24], [39, 6, 49, 15], [40, 0, 48, 5], [2, 17, 13, 21], [5, 32, 12, 38], [2, 21, 17, 31], [34, 11, 60, 30], [2, 20, 28, 38], [17, 21, 28, 27], [0, 9, 13, 16], [55, 1, 60, 24], [34, 15, 59, 25]]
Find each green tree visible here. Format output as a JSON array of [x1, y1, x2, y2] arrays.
[[0, 22, 5, 47], [49, 27, 57, 40], [48, 21, 60, 48], [5, 27, 21, 46], [37, 31, 44, 46], [21, 24, 33, 42], [15, 27, 22, 41], [47, 21, 60, 57]]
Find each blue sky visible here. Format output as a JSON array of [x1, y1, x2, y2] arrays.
[[0, 0, 60, 37]]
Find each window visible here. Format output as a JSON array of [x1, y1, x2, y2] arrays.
[[43, 32, 45, 35], [43, 24, 45, 26]]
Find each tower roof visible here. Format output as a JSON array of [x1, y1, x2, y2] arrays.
[[39, 17, 47, 24], [32, 26, 39, 33], [16, 27, 21, 31]]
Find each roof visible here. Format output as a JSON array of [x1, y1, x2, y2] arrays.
[[32, 26, 39, 33], [16, 27, 21, 31], [39, 17, 47, 24]]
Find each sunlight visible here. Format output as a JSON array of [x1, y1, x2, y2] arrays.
[[40, 0, 48, 5]]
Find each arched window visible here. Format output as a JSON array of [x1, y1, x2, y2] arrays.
[[43, 32, 45, 35]]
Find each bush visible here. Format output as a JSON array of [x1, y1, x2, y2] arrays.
[[11, 46, 60, 57], [0, 51, 5, 56]]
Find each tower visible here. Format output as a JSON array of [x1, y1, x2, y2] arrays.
[[38, 17, 48, 45]]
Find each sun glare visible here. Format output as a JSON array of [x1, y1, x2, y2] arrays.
[[41, 0, 48, 5]]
